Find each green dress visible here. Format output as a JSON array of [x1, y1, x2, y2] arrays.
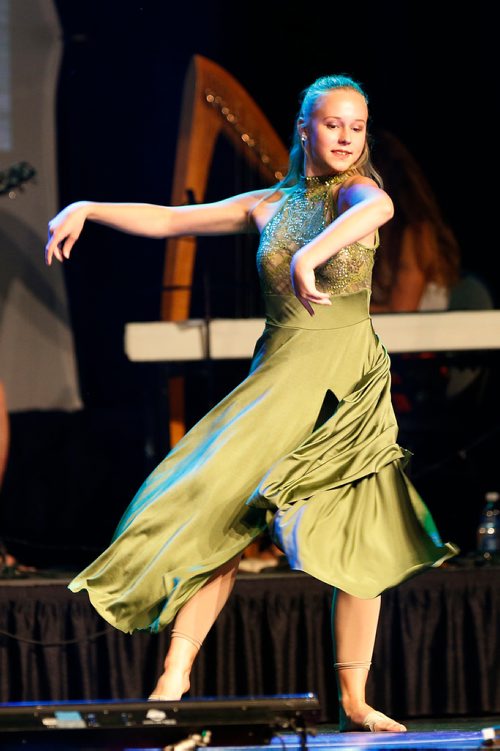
[[69, 172, 458, 634]]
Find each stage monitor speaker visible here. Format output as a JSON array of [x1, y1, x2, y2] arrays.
[[0, 693, 320, 748]]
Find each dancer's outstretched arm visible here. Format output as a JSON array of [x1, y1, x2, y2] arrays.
[[45, 188, 271, 266]]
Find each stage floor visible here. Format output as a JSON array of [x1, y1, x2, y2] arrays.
[[0, 716, 498, 751], [229, 720, 496, 751], [0, 718, 500, 751]]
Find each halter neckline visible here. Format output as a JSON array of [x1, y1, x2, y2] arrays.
[[301, 171, 354, 188]]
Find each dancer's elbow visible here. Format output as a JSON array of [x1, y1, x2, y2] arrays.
[[378, 194, 394, 222]]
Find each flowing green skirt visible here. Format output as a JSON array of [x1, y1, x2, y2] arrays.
[[69, 290, 458, 633]]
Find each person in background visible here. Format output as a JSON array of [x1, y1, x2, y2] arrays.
[[369, 130, 461, 313], [0, 386, 36, 575], [369, 130, 496, 407]]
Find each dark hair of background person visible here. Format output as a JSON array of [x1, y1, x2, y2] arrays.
[[370, 130, 461, 311]]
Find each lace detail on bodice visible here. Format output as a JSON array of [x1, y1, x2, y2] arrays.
[[256, 172, 378, 296]]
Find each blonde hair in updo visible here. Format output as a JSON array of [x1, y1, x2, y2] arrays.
[[279, 74, 382, 189]]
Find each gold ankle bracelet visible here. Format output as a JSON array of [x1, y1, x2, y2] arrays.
[[171, 630, 203, 651], [334, 660, 372, 671]]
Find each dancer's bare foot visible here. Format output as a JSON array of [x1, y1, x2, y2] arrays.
[[149, 662, 190, 701], [340, 701, 407, 732]]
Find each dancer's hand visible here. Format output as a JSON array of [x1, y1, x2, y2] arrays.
[[45, 201, 90, 266], [291, 254, 332, 316]]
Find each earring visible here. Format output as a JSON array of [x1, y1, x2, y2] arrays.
[[301, 135, 307, 143]]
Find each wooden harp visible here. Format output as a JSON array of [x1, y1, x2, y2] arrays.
[[161, 55, 289, 446]]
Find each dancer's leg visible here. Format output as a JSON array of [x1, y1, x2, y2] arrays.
[[150, 553, 242, 700], [332, 589, 406, 732]]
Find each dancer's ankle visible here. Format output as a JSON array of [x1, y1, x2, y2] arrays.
[[164, 632, 200, 672], [163, 657, 192, 681], [340, 696, 368, 718]]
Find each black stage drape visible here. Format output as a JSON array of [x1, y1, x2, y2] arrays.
[[0, 567, 498, 721]]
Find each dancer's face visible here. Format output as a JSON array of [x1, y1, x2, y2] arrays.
[[300, 88, 368, 176]]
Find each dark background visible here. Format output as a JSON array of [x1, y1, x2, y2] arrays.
[[2, 1, 498, 568]]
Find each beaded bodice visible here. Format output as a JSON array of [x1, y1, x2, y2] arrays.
[[256, 172, 378, 296]]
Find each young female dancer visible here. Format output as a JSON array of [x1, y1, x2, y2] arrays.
[[46, 74, 457, 732]]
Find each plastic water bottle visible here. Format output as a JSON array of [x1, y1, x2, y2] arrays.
[[477, 491, 500, 559]]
